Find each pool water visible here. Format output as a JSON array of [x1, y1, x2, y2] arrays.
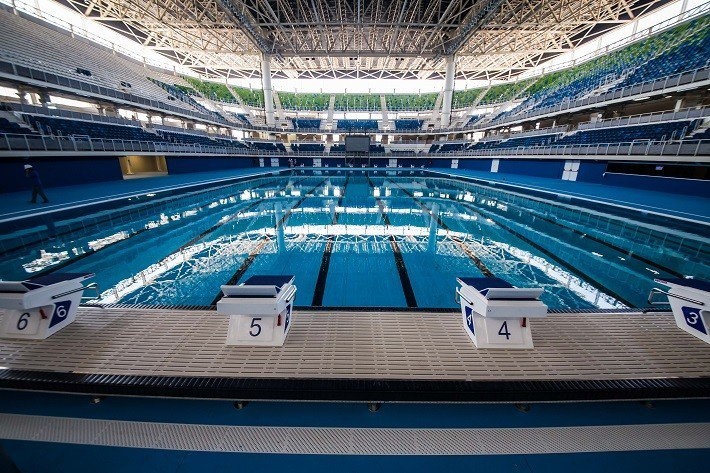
[[1, 170, 708, 310]]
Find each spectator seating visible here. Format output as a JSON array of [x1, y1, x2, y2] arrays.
[[291, 143, 325, 152], [293, 119, 322, 130], [336, 119, 378, 131], [394, 119, 423, 131]]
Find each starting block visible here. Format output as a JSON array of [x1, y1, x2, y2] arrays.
[[216, 275, 297, 346], [650, 278, 710, 344], [0, 273, 94, 340], [456, 277, 547, 349]]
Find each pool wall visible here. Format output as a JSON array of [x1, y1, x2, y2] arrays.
[[1, 155, 707, 197]]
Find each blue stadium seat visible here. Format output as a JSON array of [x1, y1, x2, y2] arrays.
[[394, 119, 423, 131], [336, 119, 378, 131]]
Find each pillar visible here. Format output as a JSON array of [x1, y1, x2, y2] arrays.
[[441, 56, 455, 128], [261, 53, 275, 127]]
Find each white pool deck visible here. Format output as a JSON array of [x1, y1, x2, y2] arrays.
[[0, 307, 708, 381]]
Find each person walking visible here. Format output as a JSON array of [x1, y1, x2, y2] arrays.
[[25, 164, 49, 204]]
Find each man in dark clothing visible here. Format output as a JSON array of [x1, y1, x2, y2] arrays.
[[25, 164, 49, 204]]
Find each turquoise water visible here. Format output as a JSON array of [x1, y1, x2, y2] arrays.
[[1, 170, 707, 309]]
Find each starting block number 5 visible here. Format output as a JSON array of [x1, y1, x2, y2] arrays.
[[236, 316, 275, 342]]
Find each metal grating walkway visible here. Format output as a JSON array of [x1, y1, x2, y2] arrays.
[[1, 413, 708, 455], [1, 307, 709, 381]]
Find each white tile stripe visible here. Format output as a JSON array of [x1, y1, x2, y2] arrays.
[[0, 414, 708, 455]]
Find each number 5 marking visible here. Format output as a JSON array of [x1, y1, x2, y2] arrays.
[[249, 318, 262, 337]]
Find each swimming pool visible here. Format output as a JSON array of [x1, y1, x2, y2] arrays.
[[1, 169, 707, 310]]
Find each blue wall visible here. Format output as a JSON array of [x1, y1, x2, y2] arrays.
[[602, 173, 710, 197], [576, 161, 709, 196], [166, 156, 254, 174], [498, 159, 564, 178], [576, 162, 608, 184], [458, 159, 492, 172], [0, 157, 123, 192]]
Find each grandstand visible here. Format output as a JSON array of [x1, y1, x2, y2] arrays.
[[0, 0, 709, 471]]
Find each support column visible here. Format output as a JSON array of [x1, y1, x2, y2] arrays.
[[441, 56, 455, 128], [16, 87, 30, 105], [38, 89, 51, 107], [261, 53, 275, 127]]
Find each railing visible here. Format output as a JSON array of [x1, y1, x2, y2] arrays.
[[460, 140, 710, 158], [478, 125, 568, 142], [3, 102, 138, 127], [2, 132, 707, 159], [577, 106, 709, 131]]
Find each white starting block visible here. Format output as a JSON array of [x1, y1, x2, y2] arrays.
[[651, 278, 710, 344], [0, 273, 94, 340], [216, 275, 297, 346], [456, 277, 548, 349]]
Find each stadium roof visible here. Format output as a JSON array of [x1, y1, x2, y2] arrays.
[[60, 0, 672, 80]]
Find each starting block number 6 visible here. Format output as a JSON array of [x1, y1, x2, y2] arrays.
[[7, 310, 41, 335]]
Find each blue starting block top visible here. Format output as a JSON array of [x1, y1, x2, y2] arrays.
[[457, 277, 514, 295], [21, 273, 94, 291], [243, 275, 294, 292], [656, 278, 710, 293]]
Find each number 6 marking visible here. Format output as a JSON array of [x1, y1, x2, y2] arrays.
[[17, 312, 30, 331]]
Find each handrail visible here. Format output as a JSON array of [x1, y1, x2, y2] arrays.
[[577, 106, 709, 131], [1, 132, 707, 158]]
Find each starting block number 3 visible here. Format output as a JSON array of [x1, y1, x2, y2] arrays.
[[682, 306, 707, 335]]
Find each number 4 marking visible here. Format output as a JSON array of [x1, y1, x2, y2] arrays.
[[498, 321, 511, 340]]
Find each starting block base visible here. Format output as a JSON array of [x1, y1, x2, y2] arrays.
[[217, 275, 296, 347], [0, 273, 93, 340], [457, 277, 547, 350]]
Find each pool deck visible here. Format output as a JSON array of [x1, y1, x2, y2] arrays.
[[0, 306, 708, 402], [430, 169, 710, 224], [1, 166, 708, 225]]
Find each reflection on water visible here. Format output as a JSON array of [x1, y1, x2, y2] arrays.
[[1, 170, 707, 309]]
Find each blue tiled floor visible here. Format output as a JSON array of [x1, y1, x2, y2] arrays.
[[433, 169, 710, 223]]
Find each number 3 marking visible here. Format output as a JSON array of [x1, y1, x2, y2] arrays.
[[686, 310, 699, 325]]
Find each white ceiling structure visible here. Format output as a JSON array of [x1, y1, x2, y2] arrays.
[[60, 0, 671, 80]]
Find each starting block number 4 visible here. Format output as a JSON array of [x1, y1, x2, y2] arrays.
[[236, 316, 275, 342], [484, 318, 524, 345]]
